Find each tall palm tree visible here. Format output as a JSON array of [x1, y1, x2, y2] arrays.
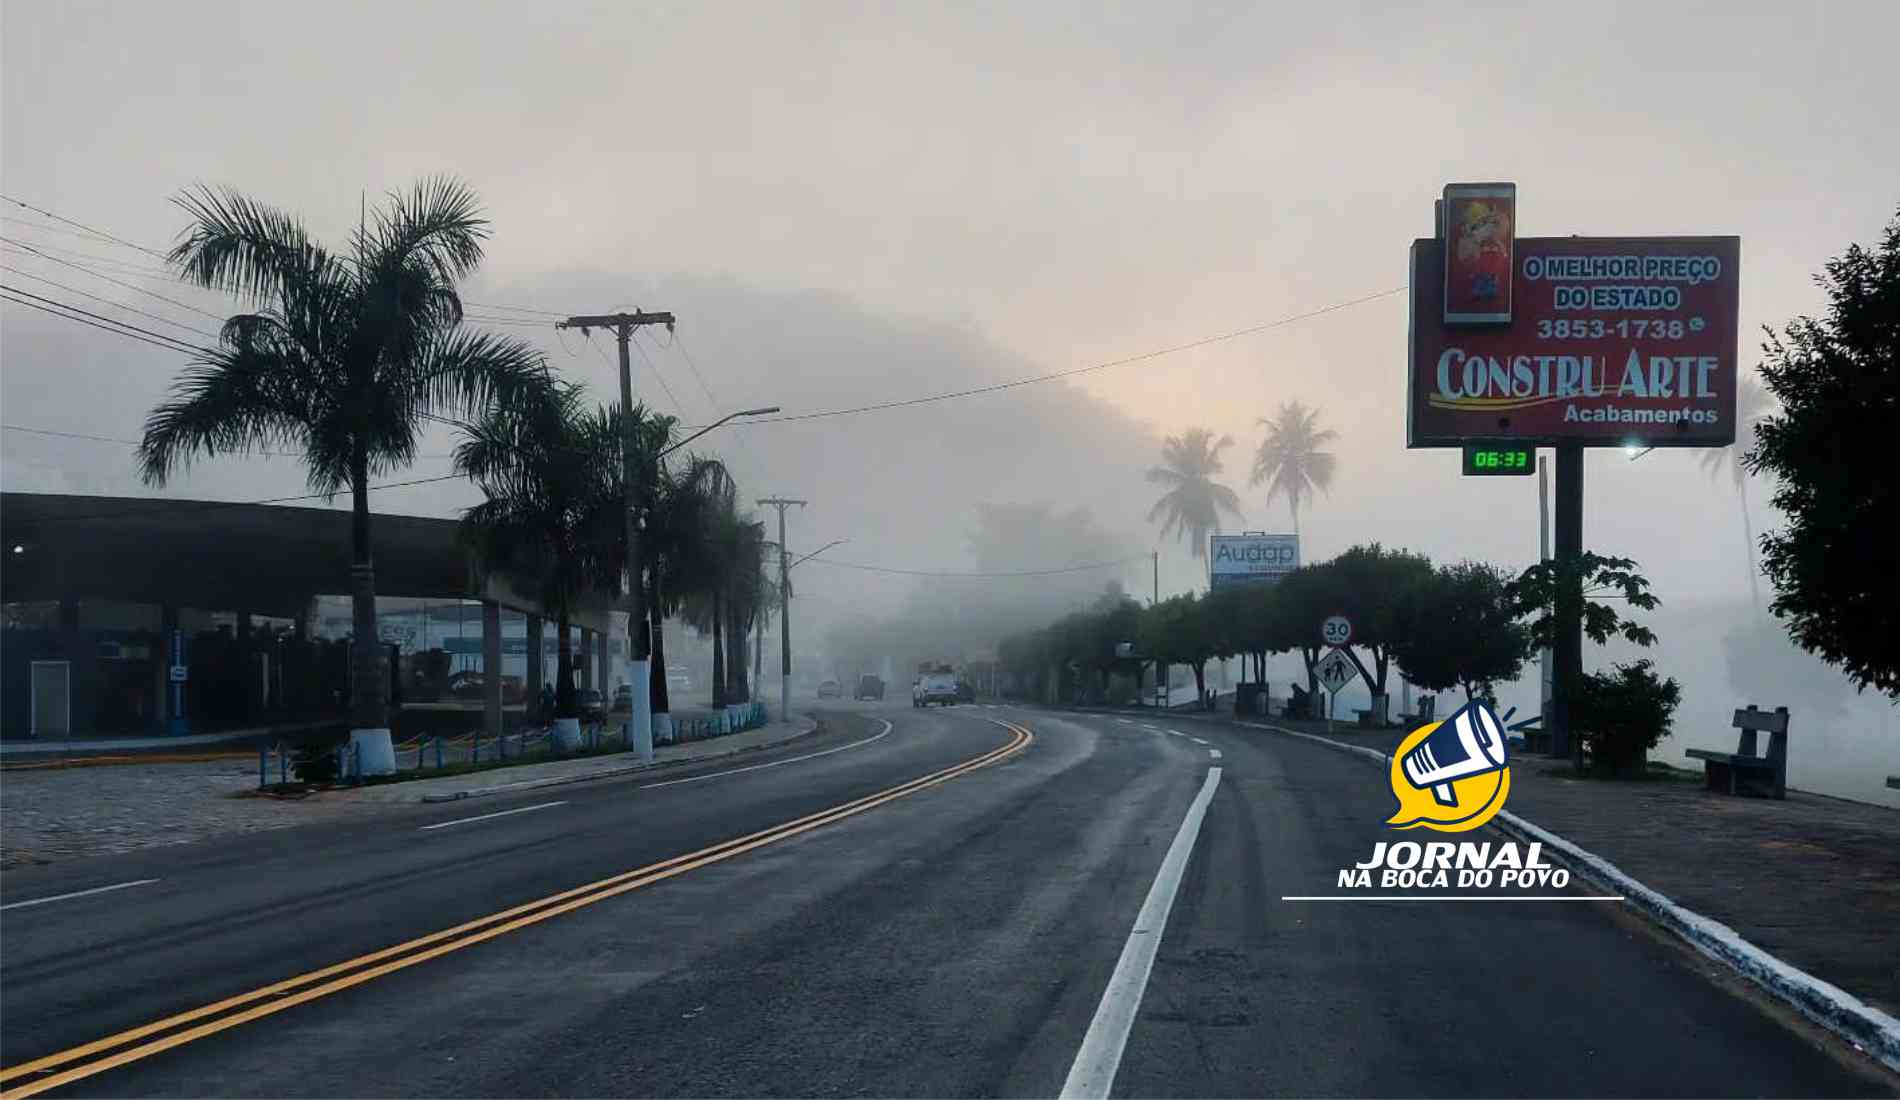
[[644, 448, 730, 713], [138, 179, 547, 735], [1698, 375, 1775, 608], [1146, 428, 1243, 558], [1250, 401, 1337, 538], [453, 381, 621, 722], [683, 493, 767, 705]]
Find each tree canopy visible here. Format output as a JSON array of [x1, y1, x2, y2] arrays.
[[1746, 209, 1900, 697]]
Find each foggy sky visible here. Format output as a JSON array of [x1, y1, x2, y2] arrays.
[[3, 1, 1895, 798]]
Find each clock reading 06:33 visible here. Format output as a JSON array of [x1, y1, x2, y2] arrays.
[[1461, 444, 1535, 476]]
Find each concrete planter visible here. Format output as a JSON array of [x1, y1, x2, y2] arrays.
[[349, 728, 397, 777], [551, 717, 582, 753]]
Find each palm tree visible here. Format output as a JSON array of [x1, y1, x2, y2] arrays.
[[1250, 401, 1337, 538], [683, 493, 768, 705], [1698, 374, 1776, 608], [453, 381, 621, 726], [1146, 428, 1243, 558], [138, 179, 547, 736], [644, 448, 731, 714]]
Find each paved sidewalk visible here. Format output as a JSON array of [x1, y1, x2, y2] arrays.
[[1167, 708, 1900, 1020], [327, 716, 822, 805]]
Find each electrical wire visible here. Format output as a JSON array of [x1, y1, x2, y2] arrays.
[[0, 265, 221, 340], [0, 287, 208, 356], [624, 331, 686, 417], [802, 554, 1150, 578], [0, 194, 169, 258], [0, 237, 229, 321]]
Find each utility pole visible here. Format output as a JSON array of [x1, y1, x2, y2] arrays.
[[1153, 550, 1164, 710], [1549, 444, 1583, 761], [1538, 455, 1553, 730], [557, 309, 674, 763], [758, 497, 806, 726]]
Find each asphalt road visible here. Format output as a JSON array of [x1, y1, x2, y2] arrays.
[[0, 702, 1889, 1097]]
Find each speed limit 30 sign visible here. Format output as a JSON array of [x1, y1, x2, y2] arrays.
[[1321, 615, 1353, 646]]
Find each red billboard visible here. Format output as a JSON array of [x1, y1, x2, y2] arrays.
[[1442, 183, 1516, 324], [1408, 235, 1741, 448]]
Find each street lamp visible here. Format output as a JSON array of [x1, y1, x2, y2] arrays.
[[659, 407, 781, 459], [788, 538, 848, 571]]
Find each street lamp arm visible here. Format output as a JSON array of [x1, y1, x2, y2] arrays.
[[659, 406, 781, 459], [788, 539, 848, 572]]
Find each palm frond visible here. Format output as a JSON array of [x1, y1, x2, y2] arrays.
[[168, 184, 330, 304]]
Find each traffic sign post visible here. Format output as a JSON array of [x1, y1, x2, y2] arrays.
[[1314, 647, 1359, 733]]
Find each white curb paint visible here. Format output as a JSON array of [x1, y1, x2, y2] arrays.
[[1060, 766, 1223, 1099], [1238, 719, 1900, 1074], [1208, 749, 1222, 761], [0, 878, 159, 912], [420, 801, 567, 830]]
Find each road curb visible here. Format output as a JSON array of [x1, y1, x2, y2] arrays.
[[1234, 718, 1900, 1075], [413, 717, 822, 804]]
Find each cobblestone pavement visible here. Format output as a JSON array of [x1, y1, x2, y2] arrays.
[[0, 759, 368, 870]]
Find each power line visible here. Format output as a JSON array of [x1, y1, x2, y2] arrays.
[[0, 194, 169, 258], [0, 422, 453, 463], [0, 237, 229, 321], [803, 554, 1149, 578], [624, 330, 686, 417], [0, 287, 208, 356], [0, 265, 221, 340], [0, 229, 175, 278], [738, 286, 1406, 426]]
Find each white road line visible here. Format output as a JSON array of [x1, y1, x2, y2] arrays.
[[1114, 718, 1133, 725], [638, 719, 893, 789], [1165, 730, 1186, 738], [1208, 749, 1223, 760], [1138, 724, 1161, 732], [1190, 737, 1209, 745], [420, 801, 567, 830], [0, 878, 159, 911], [1060, 766, 1223, 1100]]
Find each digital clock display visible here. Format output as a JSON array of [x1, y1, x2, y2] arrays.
[[1462, 444, 1535, 476]]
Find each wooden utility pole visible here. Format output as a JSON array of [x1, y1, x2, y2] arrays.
[[556, 309, 674, 760], [758, 497, 806, 725]]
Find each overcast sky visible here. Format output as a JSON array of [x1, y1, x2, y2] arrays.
[[3, 1, 1895, 793]]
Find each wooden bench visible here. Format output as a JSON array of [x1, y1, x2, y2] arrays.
[[1685, 705, 1789, 799]]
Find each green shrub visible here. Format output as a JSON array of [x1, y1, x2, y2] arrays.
[[1572, 659, 1681, 777]]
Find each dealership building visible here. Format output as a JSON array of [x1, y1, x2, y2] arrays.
[[1, 491, 621, 741]]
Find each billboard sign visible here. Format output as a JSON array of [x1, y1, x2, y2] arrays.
[[1209, 533, 1299, 589], [1442, 183, 1516, 324], [1409, 233, 1740, 448]]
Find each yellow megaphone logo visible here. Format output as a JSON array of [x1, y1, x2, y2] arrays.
[[1386, 699, 1511, 832]]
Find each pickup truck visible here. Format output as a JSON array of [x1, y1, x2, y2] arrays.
[[912, 671, 960, 708]]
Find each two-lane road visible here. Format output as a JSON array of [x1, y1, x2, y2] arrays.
[[0, 703, 1888, 1096]]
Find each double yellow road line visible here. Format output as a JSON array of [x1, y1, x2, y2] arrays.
[[0, 720, 1033, 1098]]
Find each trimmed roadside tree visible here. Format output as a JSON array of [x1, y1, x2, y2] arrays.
[[1388, 561, 1529, 703]]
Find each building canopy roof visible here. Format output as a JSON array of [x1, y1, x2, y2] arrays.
[[1, 492, 616, 629]]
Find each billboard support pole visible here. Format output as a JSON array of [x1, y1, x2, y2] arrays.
[[1549, 443, 1584, 761]]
